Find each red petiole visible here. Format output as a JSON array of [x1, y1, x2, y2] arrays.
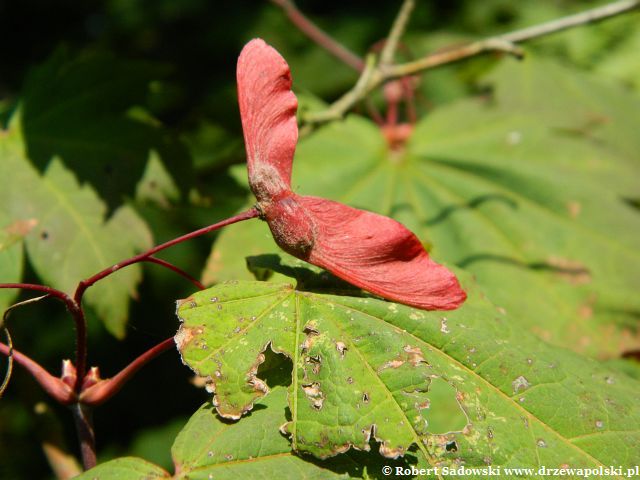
[[0, 208, 260, 469]]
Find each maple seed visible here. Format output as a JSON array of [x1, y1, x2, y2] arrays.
[[237, 39, 466, 310]]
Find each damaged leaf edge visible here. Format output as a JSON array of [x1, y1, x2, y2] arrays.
[[174, 288, 452, 461], [175, 297, 277, 421]]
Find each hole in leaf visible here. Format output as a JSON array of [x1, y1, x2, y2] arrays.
[[423, 378, 469, 434], [256, 344, 292, 388]]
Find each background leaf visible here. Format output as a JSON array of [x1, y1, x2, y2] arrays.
[[0, 216, 28, 312], [209, 88, 640, 358], [484, 54, 640, 174], [176, 278, 640, 468], [20, 48, 191, 208], [0, 121, 152, 337]]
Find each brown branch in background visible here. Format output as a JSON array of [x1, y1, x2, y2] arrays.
[[304, 53, 378, 124], [499, 0, 640, 43], [386, 38, 524, 77], [269, 0, 364, 71], [303, 0, 640, 124]]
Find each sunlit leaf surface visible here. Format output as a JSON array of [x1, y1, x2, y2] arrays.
[[176, 278, 640, 468], [207, 60, 640, 357]]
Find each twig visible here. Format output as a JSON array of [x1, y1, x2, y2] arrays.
[[0, 283, 68, 307], [270, 0, 364, 71], [80, 337, 174, 406], [142, 256, 205, 290], [500, 0, 640, 44], [385, 38, 524, 77], [74, 207, 258, 304], [0, 284, 88, 391], [305, 54, 378, 124], [0, 294, 81, 400], [379, 0, 415, 66], [303, 0, 640, 124], [0, 328, 13, 397], [71, 207, 258, 384]]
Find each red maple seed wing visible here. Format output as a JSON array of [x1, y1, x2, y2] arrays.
[[300, 196, 467, 310], [237, 38, 298, 202]]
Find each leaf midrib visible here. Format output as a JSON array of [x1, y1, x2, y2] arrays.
[[321, 297, 611, 472], [301, 295, 442, 477], [191, 290, 290, 371], [38, 167, 112, 291]]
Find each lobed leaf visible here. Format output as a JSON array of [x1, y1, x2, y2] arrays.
[[77, 388, 385, 479], [20, 48, 191, 208], [176, 278, 640, 469], [485, 54, 640, 173], [0, 123, 152, 337]]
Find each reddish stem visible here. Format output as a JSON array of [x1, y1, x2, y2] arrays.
[[74, 208, 258, 304], [0, 283, 88, 393], [0, 342, 75, 404], [0, 283, 70, 305], [71, 403, 95, 470], [70, 207, 259, 386], [80, 337, 175, 406], [142, 256, 205, 290], [402, 77, 417, 123], [386, 96, 398, 126], [270, 0, 364, 72]]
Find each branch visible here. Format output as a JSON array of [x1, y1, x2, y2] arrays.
[[379, 0, 415, 66], [73, 207, 259, 304], [0, 284, 89, 392], [270, 0, 364, 71], [79, 337, 174, 406], [71, 404, 95, 470], [0, 283, 70, 306], [385, 38, 524, 78], [303, 0, 640, 124], [500, 0, 640, 44], [305, 54, 378, 124]]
